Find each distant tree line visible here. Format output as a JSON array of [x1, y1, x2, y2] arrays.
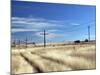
[[74, 39, 89, 43]]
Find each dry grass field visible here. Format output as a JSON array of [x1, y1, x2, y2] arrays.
[[11, 43, 96, 74]]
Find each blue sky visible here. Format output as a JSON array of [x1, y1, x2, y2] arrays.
[[11, 0, 96, 43]]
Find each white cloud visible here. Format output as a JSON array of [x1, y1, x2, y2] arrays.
[[11, 17, 83, 34], [12, 20, 27, 24], [11, 17, 63, 31], [47, 29, 59, 32], [12, 17, 46, 22], [35, 30, 67, 40], [11, 28, 39, 33], [70, 23, 80, 26], [46, 33, 62, 38]]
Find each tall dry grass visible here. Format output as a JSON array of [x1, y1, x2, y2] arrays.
[[12, 54, 37, 74], [12, 44, 96, 74], [21, 52, 72, 73]]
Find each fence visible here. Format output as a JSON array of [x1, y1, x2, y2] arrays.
[[11, 39, 36, 49], [11, 38, 95, 49]]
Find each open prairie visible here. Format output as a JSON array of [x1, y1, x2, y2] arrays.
[[11, 43, 96, 74]]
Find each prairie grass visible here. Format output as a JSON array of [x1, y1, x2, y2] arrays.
[[32, 50, 95, 70], [12, 44, 96, 74], [21, 52, 72, 73], [12, 54, 37, 74]]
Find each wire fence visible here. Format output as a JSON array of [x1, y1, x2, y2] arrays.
[[11, 39, 36, 49], [11, 37, 95, 49]]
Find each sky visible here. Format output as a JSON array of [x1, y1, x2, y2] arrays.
[[11, 0, 96, 43]]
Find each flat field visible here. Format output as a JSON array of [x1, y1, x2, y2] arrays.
[[11, 43, 96, 74]]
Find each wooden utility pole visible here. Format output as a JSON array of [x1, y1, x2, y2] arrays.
[[13, 40, 16, 47], [44, 30, 46, 47], [88, 26, 90, 41], [40, 29, 48, 47], [18, 40, 21, 49]]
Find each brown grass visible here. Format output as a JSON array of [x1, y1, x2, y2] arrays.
[[12, 44, 96, 74], [12, 54, 37, 74]]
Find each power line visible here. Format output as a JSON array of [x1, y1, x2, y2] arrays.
[[57, 21, 95, 34], [65, 21, 95, 32]]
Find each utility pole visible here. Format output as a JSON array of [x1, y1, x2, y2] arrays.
[[88, 26, 90, 42], [18, 40, 21, 49], [13, 40, 16, 47], [40, 29, 48, 47], [44, 30, 46, 47], [25, 37, 28, 48]]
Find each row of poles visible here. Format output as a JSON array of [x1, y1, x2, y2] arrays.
[[43, 26, 91, 47], [12, 26, 91, 48], [12, 29, 48, 48], [12, 38, 36, 48]]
